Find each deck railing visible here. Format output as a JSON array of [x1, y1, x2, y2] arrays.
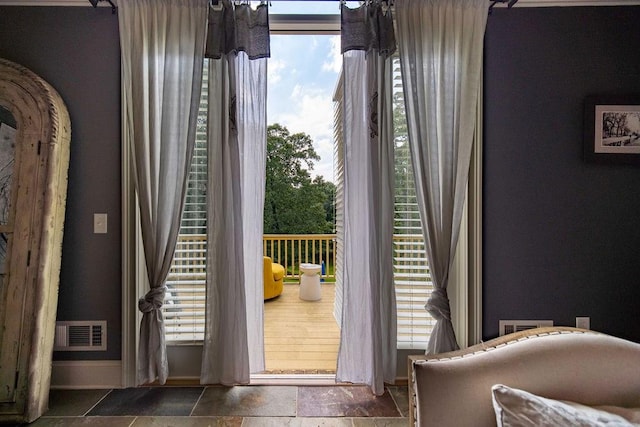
[[167, 233, 337, 281], [166, 233, 428, 285], [263, 234, 336, 282], [164, 233, 431, 343]]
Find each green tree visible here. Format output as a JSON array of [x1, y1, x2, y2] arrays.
[[264, 124, 334, 235], [313, 176, 336, 232], [392, 79, 422, 235]]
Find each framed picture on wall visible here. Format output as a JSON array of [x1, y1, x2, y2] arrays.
[[584, 95, 640, 165]]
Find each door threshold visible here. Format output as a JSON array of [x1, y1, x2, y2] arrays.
[[157, 373, 338, 387], [251, 373, 337, 385]]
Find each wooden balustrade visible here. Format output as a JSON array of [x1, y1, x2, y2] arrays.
[[167, 233, 337, 282], [262, 234, 336, 282], [168, 233, 426, 282], [165, 233, 430, 343]]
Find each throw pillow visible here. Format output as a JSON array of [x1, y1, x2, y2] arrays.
[[491, 384, 638, 427]]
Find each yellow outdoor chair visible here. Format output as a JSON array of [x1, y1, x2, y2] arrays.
[[263, 256, 284, 300]]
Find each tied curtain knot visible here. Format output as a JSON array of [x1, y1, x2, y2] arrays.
[[138, 286, 167, 313], [425, 288, 452, 321]]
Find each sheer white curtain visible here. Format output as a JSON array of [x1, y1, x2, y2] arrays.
[[336, 2, 397, 396], [395, 0, 487, 354], [118, 0, 207, 385], [201, 0, 269, 385]]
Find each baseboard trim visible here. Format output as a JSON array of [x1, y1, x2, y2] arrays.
[[51, 360, 122, 389]]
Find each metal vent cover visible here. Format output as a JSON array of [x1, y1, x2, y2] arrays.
[[54, 321, 107, 351], [499, 319, 553, 336]]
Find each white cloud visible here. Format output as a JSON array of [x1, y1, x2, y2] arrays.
[[267, 34, 342, 182], [271, 86, 336, 181], [322, 36, 342, 74], [268, 58, 286, 84], [312, 136, 336, 182], [291, 84, 303, 99]]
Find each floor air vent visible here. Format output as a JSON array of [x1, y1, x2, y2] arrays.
[[499, 320, 553, 336], [54, 321, 107, 351]]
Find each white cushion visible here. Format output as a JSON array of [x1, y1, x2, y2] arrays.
[[491, 384, 639, 427]]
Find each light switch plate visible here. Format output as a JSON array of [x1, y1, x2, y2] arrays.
[[94, 213, 107, 234]]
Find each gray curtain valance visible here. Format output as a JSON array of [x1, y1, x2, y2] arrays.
[[341, 1, 396, 57], [206, 0, 270, 60]]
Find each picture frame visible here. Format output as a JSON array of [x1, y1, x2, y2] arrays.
[[584, 95, 640, 165]]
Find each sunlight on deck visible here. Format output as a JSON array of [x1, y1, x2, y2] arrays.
[[263, 283, 339, 373]]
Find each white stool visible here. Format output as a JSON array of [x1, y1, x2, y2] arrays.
[[299, 263, 322, 301]]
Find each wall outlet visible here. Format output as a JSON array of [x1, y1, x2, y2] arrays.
[[576, 316, 590, 329]]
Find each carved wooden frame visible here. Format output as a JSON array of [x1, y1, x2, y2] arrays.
[[0, 58, 71, 423]]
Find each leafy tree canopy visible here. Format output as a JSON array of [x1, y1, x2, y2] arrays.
[[264, 124, 335, 235]]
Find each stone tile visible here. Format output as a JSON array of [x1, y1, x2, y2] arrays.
[[352, 417, 409, 426], [192, 386, 296, 417], [386, 386, 409, 418], [297, 386, 400, 418], [29, 416, 136, 427], [131, 416, 242, 426], [242, 417, 353, 427], [45, 389, 112, 416], [87, 387, 204, 416]]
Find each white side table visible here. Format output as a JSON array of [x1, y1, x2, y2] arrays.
[[299, 263, 322, 301]]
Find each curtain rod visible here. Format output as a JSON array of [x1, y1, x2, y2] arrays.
[[207, 0, 517, 4], [210, 0, 520, 12], [88, 0, 517, 17], [214, 0, 521, 10]]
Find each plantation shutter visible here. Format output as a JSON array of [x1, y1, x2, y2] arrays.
[[332, 73, 345, 327], [163, 63, 209, 342], [392, 55, 435, 349]]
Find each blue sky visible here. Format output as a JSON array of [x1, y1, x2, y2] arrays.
[[268, 1, 345, 14], [263, 1, 356, 182], [267, 33, 341, 182]]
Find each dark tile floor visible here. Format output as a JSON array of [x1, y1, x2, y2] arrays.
[[25, 385, 409, 426]]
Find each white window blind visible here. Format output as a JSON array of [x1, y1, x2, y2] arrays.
[[392, 55, 435, 350], [332, 72, 345, 327], [163, 63, 208, 343]]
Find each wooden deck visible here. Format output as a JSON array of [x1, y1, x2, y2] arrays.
[[263, 283, 340, 373]]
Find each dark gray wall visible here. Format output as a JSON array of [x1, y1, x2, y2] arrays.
[[484, 6, 640, 342], [0, 7, 122, 360]]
